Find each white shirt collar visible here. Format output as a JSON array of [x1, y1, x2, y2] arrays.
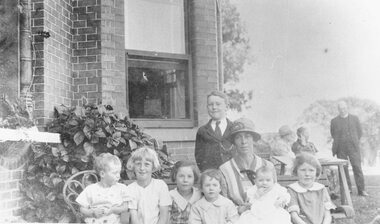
[[170, 188, 202, 211], [197, 195, 227, 211], [211, 118, 228, 135], [288, 182, 325, 193]]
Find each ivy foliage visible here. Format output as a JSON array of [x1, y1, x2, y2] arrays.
[[20, 104, 173, 222]]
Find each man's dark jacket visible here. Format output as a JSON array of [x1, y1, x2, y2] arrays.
[[194, 119, 234, 171], [330, 114, 362, 156]]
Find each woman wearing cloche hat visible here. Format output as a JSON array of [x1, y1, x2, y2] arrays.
[[219, 117, 274, 214]]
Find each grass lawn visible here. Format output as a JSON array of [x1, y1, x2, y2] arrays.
[[335, 174, 380, 224]]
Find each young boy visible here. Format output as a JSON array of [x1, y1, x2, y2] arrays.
[[76, 153, 136, 224], [194, 91, 234, 171]]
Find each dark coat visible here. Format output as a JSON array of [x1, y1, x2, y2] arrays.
[[194, 119, 234, 171], [330, 114, 362, 156]]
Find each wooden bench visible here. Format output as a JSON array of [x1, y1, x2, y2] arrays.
[[64, 169, 353, 223]]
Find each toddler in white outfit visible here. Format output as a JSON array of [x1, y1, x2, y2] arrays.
[[237, 165, 291, 224]]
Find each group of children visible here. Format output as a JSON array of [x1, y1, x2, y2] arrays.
[[76, 146, 337, 224], [75, 91, 339, 224]]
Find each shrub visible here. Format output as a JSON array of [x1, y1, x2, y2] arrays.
[[20, 104, 173, 222]]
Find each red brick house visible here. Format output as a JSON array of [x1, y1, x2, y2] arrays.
[[0, 0, 222, 220]]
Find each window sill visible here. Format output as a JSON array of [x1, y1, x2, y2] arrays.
[[131, 119, 194, 128], [143, 127, 198, 142]]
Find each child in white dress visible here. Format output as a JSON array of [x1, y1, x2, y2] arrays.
[[237, 165, 291, 224], [126, 147, 172, 224], [288, 153, 335, 224], [76, 153, 136, 224]]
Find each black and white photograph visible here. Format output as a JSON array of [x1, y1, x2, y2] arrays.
[[0, 0, 380, 223]]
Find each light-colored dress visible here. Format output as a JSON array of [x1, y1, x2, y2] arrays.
[[287, 182, 336, 224], [76, 182, 135, 224], [272, 137, 295, 158], [237, 183, 291, 224], [127, 178, 172, 224], [271, 137, 295, 174], [189, 195, 238, 224], [219, 156, 274, 206], [169, 187, 202, 224]]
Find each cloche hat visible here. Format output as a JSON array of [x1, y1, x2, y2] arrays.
[[229, 118, 261, 141]]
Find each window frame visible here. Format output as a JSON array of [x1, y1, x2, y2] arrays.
[[125, 0, 193, 128]]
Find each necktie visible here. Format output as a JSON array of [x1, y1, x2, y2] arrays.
[[215, 121, 222, 138]]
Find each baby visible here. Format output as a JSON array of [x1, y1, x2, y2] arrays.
[[76, 153, 135, 224], [237, 165, 291, 224]]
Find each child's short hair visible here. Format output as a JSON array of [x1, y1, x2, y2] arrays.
[[207, 90, 229, 106], [292, 153, 322, 177], [94, 153, 121, 174], [126, 146, 160, 171], [296, 126, 307, 138], [200, 169, 224, 188], [170, 160, 200, 183], [256, 165, 277, 183]]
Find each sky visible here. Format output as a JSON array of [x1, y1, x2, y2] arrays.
[[228, 0, 380, 132]]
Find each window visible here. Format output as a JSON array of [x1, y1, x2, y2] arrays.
[[125, 0, 186, 54], [125, 0, 192, 127]]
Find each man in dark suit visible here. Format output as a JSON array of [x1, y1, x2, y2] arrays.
[[194, 91, 234, 171], [330, 101, 368, 196]]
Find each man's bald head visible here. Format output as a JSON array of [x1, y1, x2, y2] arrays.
[[337, 101, 348, 117]]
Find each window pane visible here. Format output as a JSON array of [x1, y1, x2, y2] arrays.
[[125, 0, 186, 54], [128, 59, 189, 119]]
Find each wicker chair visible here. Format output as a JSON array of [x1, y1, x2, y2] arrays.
[[63, 170, 99, 223]]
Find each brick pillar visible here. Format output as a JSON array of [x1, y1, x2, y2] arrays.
[[72, 0, 127, 114], [190, 0, 220, 126], [100, 0, 127, 114], [72, 0, 102, 106], [32, 0, 73, 126], [0, 142, 31, 222]]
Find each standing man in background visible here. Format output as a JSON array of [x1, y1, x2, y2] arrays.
[[330, 101, 368, 196]]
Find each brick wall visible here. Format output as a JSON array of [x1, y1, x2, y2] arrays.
[[0, 167, 25, 222], [100, 0, 127, 113], [71, 0, 102, 106], [71, 0, 127, 114], [190, 0, 220, 126], [32, 0, 73, 126], [0, 142, 31, 222], [165, 141, 196, 162]]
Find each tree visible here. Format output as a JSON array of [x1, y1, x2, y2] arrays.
[[220, 0, 253, 111], [296, 97, 380, 166]]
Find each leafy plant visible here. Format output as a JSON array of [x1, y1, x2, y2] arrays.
[[0, 96, 34, 129], [20, 104, 173, 222]]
